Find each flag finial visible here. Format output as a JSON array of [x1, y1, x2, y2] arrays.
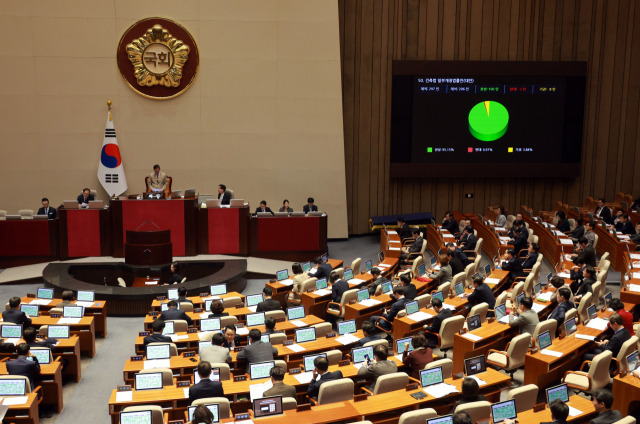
[[107, 100, 112, 121]]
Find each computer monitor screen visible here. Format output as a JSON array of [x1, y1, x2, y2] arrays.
[[287, 306, 305, 321], [162, 321, 175, 335], [491, 399, 518, 423], [194, 367, 220, 384], [534, 283, 542, 295], [466, 314, 481, 331], [246, 294, 264, 307], [146, 344, 171, 360], [365, 260, 373, 272], [76, 290, 95, 302], [418, 263, 426, 277], [204, 299, 214, 313], [246, 312, 266, 327], [627, 351, 639, 372], [546, 383, 569, 405], [378, 251, 385, 262], [19, 304, 39, 317], [565, 317, 577, 336], [167, 289, 179, 300], [198, 341, 211, 354], [210, 284, 227, 295], [1, 325, 22, 339], [405, 300, 419, 315], [432, 291, 444, 302], [538, 330, 552, 350], [351, 346, 374, 364], [395, 336, 414, 354], [188, 404, 220, 423], [303, 353, 327, 372], [160, 302, 180, 312], [248, 334, 271, 345], [120, 410, 152, 424], [253, 395, 284, 418], [200, 318, 221, 332], [419, 367, 444, 387], [63, 306, 84, 318], [494, 304, 507, 320], [249, 361, 275, 380], [315, 279, 328, 290], [134, 372, 163, 390], [464, 355, 487, 376], [295, 327, 316, 344], [381, 281, 393, 294], [357, 289, 370, 302], [454, 282, 464, 296], [515, 293, 525, 306], [276, 269, 289, 281], [430, 256, 438, 267], [426, 415, 453, 424], [48, 325, 69, 339], [302, 262, 311, 273], [337, 320, 357, 335], [30, 349, 51, 364], [37, 288, 54, 300], [587, 304, 598, 320], [604, 292, 612, 303], [343, 268, 354, 281]]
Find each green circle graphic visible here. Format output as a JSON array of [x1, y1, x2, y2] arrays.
[[468, 101, 509, 142]]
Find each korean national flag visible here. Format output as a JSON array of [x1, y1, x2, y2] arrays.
[[97, 111, 128, 196]]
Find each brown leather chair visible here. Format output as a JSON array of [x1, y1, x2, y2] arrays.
[[144, 176, 172, 198]]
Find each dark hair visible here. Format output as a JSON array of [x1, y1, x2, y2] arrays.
[[557, 211, 566, 220], [152, 319, 165, 333], [609, 313, 623, 326], [192, 404, 214, 424], [452, 411, 472, 424], [265, 317, 276, 330], [178, 286, 187, 297], [431, 298, 443, 308], [557, 287, 571, 301], [371, 267, 381, 276], [411, 333, 427, 349], [167, 300, 178, 308], [307, 197, 314, 203], [576, 218, 583, 225], [23, 327, 37, 343], [464, 225, 473, 233], [598, 198, 606, 203], [584, 266, 595, 277], [400, 274, 411, 285], [446, 242, 456, 248], [373, 344, 388, 360], [550, 399, 569, 421], [578, 237, 588, 245], [211, 333, 225, 346], [550, 276, 565, 289], [446, 250, 455, 258], [520, 296, 533, 309], [282, 199, 289, 205], [392, 286, 405, 296], [171, 261, 178, 270], [263, 286, 273, 297], [315, 256, 324, 265], [472, 275, 483, 286], [9, 297, 20, 308], [499, 206, 505, 215], [197, 360, 212, 377], [412, 229, 421, 235], [507, 249, 516, 256], [623, 214, 630, 220], [224, 325, 236, 334], [248, 328, 262, 341], [16, 343, 30, 356], [586, 220, 595, 228], [314, 356, 329, 372], [440, 255, 449, 265], [270, 366, 285, 381], [397, 217, 405, 223], [218, 184, 226, 191], [210, 300, 224, 314], [329, 271, 340, 283], [461, 377, 480, 399], [61, 290, 74, 301], [609, 298, 624, 311], [153, 164, 160, 170], [530, 243, 540, 252], [362, 321, 375, 335], [593, 388, 614, 409], [292, 263, 302, 274], [260, 200, 267, 206], [82, 187, 90, 193], [41, 197, 49, 202], [445, 211, 453, 217]]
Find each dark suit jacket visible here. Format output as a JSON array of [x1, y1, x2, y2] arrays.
[[208, 312, 229, 318], [549, 301, 574, 326], [218, 191, 231, 205], [398, 223, 412, 241], [590, 409, 623, 424], [143, 333, 173, 346], [424, 308, 452, 335], [313, 263, 333, 281], [221, 335, 241, 350], [576, 245, 597, 267], [402, 284, 417, 300], [256, 299, 282, 312], [2, 309, 32, 327], [368, 277, 389, 295], [188, 379, 224, 404], [176, 296, 192, 304], [355, 334, 382, 348], [618, 220, 635, 235], [407, 237, 423, 253], [595, 206, 612, 224], [557, 219, 571, 233], [168, 273, 183, 285], [77, 194, 95, 204], [303, 205, 318, 213], [575, 277, 595, 297], [442, 218, 458, 234], [449, 256, 465, 276], [27, 339, 57, 349], [236, 341, 277, 370], [512, 231, 529, 254], [6, 356, 40, 391], [255, 207, 273, 214], [604, 328, 631, 358], [502, 257, 523, 282], [462, 233, 478, 251], [467, 283, 495, 309], [384, 298, 410, 323], [307, 370, 344, 399], [331, 279, 350, 303], [263, 381, 296, 399], [159, 308, 193, 326], [37, 207, 57, 219], [454, 248, 471, 266], [521, 252, 539, 270]]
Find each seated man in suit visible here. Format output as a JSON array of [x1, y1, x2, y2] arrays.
[[501, 249, 523, 284], [400, 229, 423, 263], [55, 290, 75, 308], [357, 344, 397, 390], [573, 266, 595, 303], [307, 356, 344, 400], [583, 313, 631, 367], [188, 361, 224, 404], [255, 201, 273, 215], [590, 388, 622, 424], [446, 249, 465, 276], [23, 327, 56, 349], [555, 211, 571, 233], [6, 343, 40, 393], [465, 275, 495, 311], [369, 286, 409, 332], [355, 321, 382, 347], [147, 164, 167, 193], [441, 211, 458, 234], [175, 283, 191, 302], [521, 242, 540, 271], [396, 217, 412, 241], [631, 223, 640, 245], [236, 329, 278, 371], [222, 325, 241, 350], [159, 300, 193, 326], [3, 297, 32, 327], [571, 237, 597, 267], [217, 184, 231, 205], [143, 319, 173, 346], [256, 287, 282, 312], [615, 214, 635, 235], [507, 216, 524, 239], [423, 298, 453, 347], [263, 317, 282, 335], [367, 267, 389, 296], [508, 296, 539, 336], [278, 199, 293, 213], [399, 274, 417, 300], [76, 187, 94, 206], [446, 242, 471, 267], [510, 223, 529, 255], [199, 332, 231, 364], [548, 287, 574, 327], [459, 226, 478, 252], [594, 198, 612, 224], [569, 218, 585, 243], [505, 399, 569, 424], [310, 256, 333, 281], [303, 197, 318, 214], [37, 197, 57, 219], [263, 366, 296, 399], [329, 271, 349, 304]]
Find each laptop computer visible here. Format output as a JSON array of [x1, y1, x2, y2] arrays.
[[134, 372, 163, 390], [604, 292, 613, 304], [230, 199, 244, 207], [76, 290, 95, 302], [210, 284, 227, 295], [161, 321, 175, 336], [0, 379, 26, 396], [432, 291, 444, 302], [395, 336, 414, 355], [430, 256, 438, 267], [120, 410, 152, 424], [19, 304, 39, 318], [378, 251, 385, 262], [351, 346, 374, 364], [337, 319, 357, 335], [515, 293, 525, 307], [295, 327, 316, 344], [365, 260, 373, 272], [249, 361, 275, 380], [63, 201, 79, 209], [1, 325, 22, 339], [188, 404, 219, 423], [491, 399, 518, 423], [88, 200, 103, 209], [545, 383, 569, 405], [63, 305, 84, 318], [253, 395, 284, 419], [37, 288, 54, 300], [537, 330, 553, 350], [169, 190, 182, 199], [246, 312, 266, 327], [47, 325, 70, 339], [200, 318, 221, 332], [454, 282, 465, 296], [30, 348, 51, 365], [303, 353, 327, 372], [302, 262, 312, 273], [418, 263, 426, 277], [464, 355, 487, 376], [587, 304, 598, 320], [466, 314, 481, 331], [184, 188, 197, 198], [246, 294, 264, 307], [315, 278, 328, 290], [546, 272, 553, 283], [343, 268, 354, 281], [160, 302, 180, 312], [167, 289, 179, 300], [484, 264, 491, 276], [198, 341, 212, 354], [146, 343, 171, 360], [533, 283, 542, 295], [627, 350, 639, 372], [494, 304, 507, 321], [426, 415, 453, 424], [276, 269, 289, 282], [322, 253, 328, 263], [419, 366, 444, 387], [405, 300, 420, 316], [357, 289, 370, 303], [287, 306, 306, 321], [564, 317, 577, 336], [206, 199, 221, 208], [381, 281, 393, 294]]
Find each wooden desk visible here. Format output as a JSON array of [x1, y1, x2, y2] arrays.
[[593, 223, 633, 271], [20, 297, 108, 338], [0, 337, 81, 383], [452, 321, 517, 375], [2, 393, 39, 424], [392, 294, 469, 342], [612, 373, 640, 415], [0, 360, 63, 413], [58, 207, 111, 258], [198, 205, 249, 255], [266, 259, 345, 306], [515, 395, 596, 423], [30, 316, 95, 357], [462, 213, 502, 261], [248, 215, 328, 262], [108, 385, 189, 424], [380, 228, 402, 258], [150, 292, 245, 311]]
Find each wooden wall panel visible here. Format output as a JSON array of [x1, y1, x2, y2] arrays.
[[338, 0, 640, 234]]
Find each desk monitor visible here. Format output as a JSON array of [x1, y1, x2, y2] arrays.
[[198, 341, 211, 354], [303, 353, 327, 372], [378, 251, 385, 263], [302, 262, 312, 273], [430, 256, 438, 268], [432, 291, 444, 303], [537, 330, 553, 350], [365, 260, 373, 272], [88, 200, 103, 209], [627, 351, 639, 372], [246, 312, 266, 327], [286, 306, 305, 321], [545, 383, 569, 405], [188, 404, 219, 423], [37, 288, 54, 300], [494, 304, 507, 321], [357, 289, 370, 303], [322, 253, 328, 263], [454, 282, 465, 296], [253, 395, 284, 419], [381, 281, 393, 294], [295, 327, 316, 344], [134, 372, 163, 390], [63, 305, 84, 319], [534, 283, 542, 295], [587, 304, 598, 320], [417, 263, 426, 277], [337, 319, 357, 336], [120, 410, 152, 424], [395, 336, 414, 355], [484, 264, 491, 276], [515, 293, 525, 307], [273, 212, 289, 217], [160, 302, 180, 312], [230, 198, 244, 207], [206, 199, 221, 208], [167, 289, 179, 300], [419, 366, 444, 387], [491, 399, 518, 423], [19, 304, 39, 318], [248, 334, 271, 345], [204, 299, 214, 312], [47, 325, 70, 339], [276, 269, 289, 281], [200, 318, 221, 332], [76, 290, 95, 302], [169, 190, 182, 199], [604, 292, 612, 304], [405, 300, 419, 316], [342, 268, 353, 281], [30, 348, 51, 365], [183, 188, 197, 198], [564, 317, 577, 336], [1, 325, 22, 339], [466, 314, 481, 331], [351, 346, 374, 364], [161, 321, 175, 335], [546, 272, 553, 283], [210, 284, 227, 295], [464, 355, 487, 376], [315, 279, 328, 290], [426, 415, 453, 424], [246, 294, 264, 307], [194, 367, 220, 384], [0, 379, 26, 396], [249, 361, 275, 380], [146, 343, 171, 360]]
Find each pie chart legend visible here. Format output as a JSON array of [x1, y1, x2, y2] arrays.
[[468, 101, 509, 141]]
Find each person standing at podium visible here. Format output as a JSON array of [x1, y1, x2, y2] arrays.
[[147, 164, 167, 193], [217, 184, 231, 205], [37, 198, 57, 219]]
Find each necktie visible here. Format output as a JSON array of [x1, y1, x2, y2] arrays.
[[45, 208, 48, 215]]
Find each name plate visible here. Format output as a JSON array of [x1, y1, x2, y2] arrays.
[[234, 375, 247, 382], [50, 313, 60, 318], [234, 347, 244, 352], [199, 293, 209, 298], [289, 368, 301, 375], [296, 404, 312, 412], [130, 355, 143, 362], [183, 352, 196, 357], [26, 294, 35, 298], [325, 333, 336, 338], [276, 317, 286, 323], [149, 311, 159, 317], [187, 328, 198, 334], [236, 323, 244, 328], [139, 331, 149, 337], [157, 296, 166, 301], [235, 413, 250, 420], [177, 381, 190, 388], [195, 308, 203, 313], [533, 403, 546, 412], [235, 303, 245, 309], [283, 340, 294, 346], [354, 394, 368, 402], [405, 383, 419, 391], [117, 385, 132, 392], [338, 360, 350, 367]]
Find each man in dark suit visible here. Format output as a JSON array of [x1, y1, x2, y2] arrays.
[[217, 184, 231, 205], [369, 286, 409, 331], [447, 250, 465, 276], [574, 266, 595, 302], [583, 313, 631, 365], [615, 214, 635, 235], [355, 321, 382, 347], [594, 198, 612, 224], [510, 224, 529, 255], [37, 198, 57, 219], [255, 201, 273, 215], [400, 229, 423, 263], [590, 388, 622, 424], [501, 249, 523, 284], [188, 361, 224, 404], [367, 268, 389, 296], [536, 399, 569, 424], [3, 297, 32, 328], [222, 325, 241, 350], [175, 286, 192, 304], [423, 298, 452, 347], [263, 366, 296, 399], [447, 243, 470, 267], [441, 211, 458, 234], [256, 287, 281, 312], [237, 329, 278, 371], [76, 188, 94, 205], [302, 197, 318, 214], [144, 319, 173, 346], [159, 300, 193, 326], [307, 356, 344, 400], [23, 327, 56, 349], [396, 217, 412, 241], [330, 271, 349, 303], [466, 275, 495, 311], [356, 345, 398, 390], [548, 288, 573, 327], [521, 243, 540, 271], [572, 237, 597, 267], [263, 317, 281, 335], [399, 274, 417, 300], [311, 256, 333, 281], [6, 343, 40, 393], [459, 226, 478, 252]]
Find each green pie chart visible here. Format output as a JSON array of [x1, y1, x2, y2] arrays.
[[468, 101, 509, 142]]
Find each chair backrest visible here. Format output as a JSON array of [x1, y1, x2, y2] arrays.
[[209, 363, 231, 380], [563, 309, 578, 328], [464, 263, 475, 287], [49, 307, 63, 315], [505, 333, 531, 369], [274, 360, 287, 372], [312, 322, 332, 338], [219, 315, 238, 328], [495, 291, 508, 308], [222, 296, 242, 308], [577, 293, 592, 323], [588, 350, 613, 391], [475, 238, 483, 255], [419, 239, 428, 255], [410, 255, 424, 277], [440, 315, 465, 349], [317, 378, 354, 405], [532, 319, 558, 346], [363, 339, 389, 349], [191, 397, 231, 418], [148, 342, 178, 356], [139, 368, 173, 386], [168, 320, 188, 333], [0, 210, 6, 220], [179, 302, 194, 312], [398, 409, 438, 424], [426, 359, 453, 379], [590, 281, 602, 307], [599, 252, 610, 264], [593, 233, 599, 249], [371, 372, 409, 395], [452, 272, 466, 290], [415, 293, 431, 310], [0, 375, 31, 393], [350, 258, 362, 275], [612, 417, 636, 424], [454, 400, 492, 423], [469, 302, 489, 322], [334, 267, 344, 279], [300, 277, 317, 293], [18, 209, 34, 219], [326, 349, 342, 365], [507, 384, 539, 413], [123, 405, 164, 424], [523, 273, 536, 297], [437, 281, 452, 297], [268, 333, 287, 345], [618, 336, 639, 371], [226, 189, 234, 199], [282, 397, 297, 411], [180, 277, 187, 284], [510, 281, 524, 304], [265, 310, 285, 321], [472, 255, 481, 275], [339, 289, 359, 309]]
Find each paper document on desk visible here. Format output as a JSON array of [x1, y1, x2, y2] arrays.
[[568, 406, 582, 417], [442, 303, 456, 311], [389, 240, 401, 244], [286, 344, 306, 353], [144, 281, 158, 286], [630, 253, 640, 260], [115, 391, 133, 402], [485, 278, 500, 285], [246, 306, 258, 313], [170, 334, 188, 341], [432, 265, 441, 271], [498, 316, 510, 324], [586, 318, 609, 331], [200, 296, 221, 302], [236, 327, 250, 336], [389, 247, 401, 251], [183, 388, 189, 398], [553, 230, 564, 236], [633, 272, 640, 279], [536, 292, 554, 302], [308, 268, 317, 275], [57, 318, 81, 324], [461, 332, 482, 341], [200, 312, 210, 319], [294, 372, 314, 384], [540, 349, 563, 358], [628, 284, 640, 293], [2, 396, 28, 406], [278, 279, 294, 286], [499, 237, 511, 242], [574, 334, 596, 341], [560, 238, 574, 245], [406, 311, 434, 322], [565, 254, 574, 261], [376, 263, 390, 268], [387, 230, 397, 235], [557, 272, 571, 278], [75, 301, 94, 308], [394, 354, 404, 361], [249, 380, 273, 402], [314, 289, 332, 296], [144, 359, 171, 369], [289, 320, 307, 327], [359, 299, 382, 307], [424, 382, 459, 398], [468, 375, 487, 386], [531, 303, 547, 313], [29, 299, 51, 306], [349, 278, 366, 285], [336, 334, 360, 345]]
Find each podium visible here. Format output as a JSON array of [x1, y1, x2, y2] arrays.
[[124, 229, 172, 266]]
